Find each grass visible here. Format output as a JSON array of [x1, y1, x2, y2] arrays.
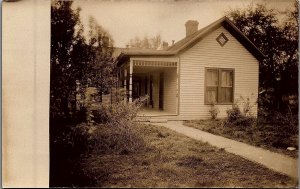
[[79, 123, 297, 187], [184, 119, 298, 158]]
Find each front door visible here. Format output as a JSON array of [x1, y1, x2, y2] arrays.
[[159, 72, 164, 110], [149, 75, 153, 108], [133, 77, 141, 99]]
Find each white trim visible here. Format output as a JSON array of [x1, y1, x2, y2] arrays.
[[131, 57, 179, 62], [129, 60, 133, 103], [133, 60, 177, 67], [124, 68, 127, 103]]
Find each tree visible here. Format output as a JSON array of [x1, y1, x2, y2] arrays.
[[85, 16, 116, 102], [227, 2, 298, 113], [126, 34, 165, 50], [280, 1, 298, 98], [51, 2, 117, 187], [51, 1, 87, 120], [51, 2, 116, 120]]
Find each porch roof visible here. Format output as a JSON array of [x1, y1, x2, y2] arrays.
[[116, 49, 176, 66]]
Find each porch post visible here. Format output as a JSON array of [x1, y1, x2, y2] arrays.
[[129, 59, 133, 103], [124, 67, 127, 103], [176, 61, 179, 115]]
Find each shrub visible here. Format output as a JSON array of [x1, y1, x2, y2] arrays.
[[51, 122, 94, 158], [240, 96, 255, 117], [91, 96, 148, 124], [50, 92, 147, 186], [232, 116, 256, 127], [225, 96, 257, 128], [91, 122, 146, 155], [258, 107, 298, 135], [51, 96, 149, 179], [272, 110, 298, 135], [87, 96, 149, 155], [226, 104, 243, 123], [209, 103, 220, 120]]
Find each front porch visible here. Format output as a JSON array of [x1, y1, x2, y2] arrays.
[[118, 57, 179, 117], [137, 107, 176, 117]]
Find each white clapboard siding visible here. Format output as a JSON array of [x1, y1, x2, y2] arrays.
[[178, 26, 259, 120], [163, 68, 177, 114]]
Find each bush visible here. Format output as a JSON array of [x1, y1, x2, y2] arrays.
[[50, 96, 149, 186], [209, 103, 220, 120], [51, 122, 93, 158], [50, 121, 95, 187], [272, 110, 298, 135], [232, 116, 256, 127], [225, 96, 256, 128], [226, 104, 243, 123], [91, 96, 148, 124], [87, 96, 149, 155], [258, 108, 298, 135], [91, 122, 146, 155], [53, 96, 148, 156]]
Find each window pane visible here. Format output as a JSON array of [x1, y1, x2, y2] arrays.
[[221, 71, 232, 87], [207, 70, 218, 86], [206, 89, 217, 103], [220, 87, 232, 103]]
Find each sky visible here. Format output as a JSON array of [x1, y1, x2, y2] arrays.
[[73, 0, 295, 48]]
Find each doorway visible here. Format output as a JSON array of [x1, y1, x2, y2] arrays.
[[159, 72, 164, 110]]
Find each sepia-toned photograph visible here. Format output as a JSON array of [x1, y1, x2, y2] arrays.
[[4, 0, 298, 187]]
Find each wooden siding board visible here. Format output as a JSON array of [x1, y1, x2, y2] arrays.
[[163, 68, 177, 114], [179, 26, 259, 119]]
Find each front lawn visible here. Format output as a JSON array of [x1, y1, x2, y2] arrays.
[[184, 119, 298, 158], [78, 123, 296, 187]]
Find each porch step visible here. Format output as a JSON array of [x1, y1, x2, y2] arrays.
[[149, 118, 168, 123], [134, 117, 150, 122]]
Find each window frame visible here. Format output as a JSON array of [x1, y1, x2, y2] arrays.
[[204, 67, 235, 105]]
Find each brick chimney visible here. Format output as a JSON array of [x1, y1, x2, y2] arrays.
[[162, 41, 169, 50], [185, 20, 199, 37]]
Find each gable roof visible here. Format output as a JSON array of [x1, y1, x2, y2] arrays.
[[117, 16, 265, 65]]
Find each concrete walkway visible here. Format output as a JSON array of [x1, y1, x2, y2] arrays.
[[151, 121, 298, 180]]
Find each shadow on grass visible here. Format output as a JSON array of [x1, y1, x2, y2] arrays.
[[49, 117, 96, 187]]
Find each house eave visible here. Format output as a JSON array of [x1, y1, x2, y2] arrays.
[[222, 17, 266, 61], [116, 51, 176, 67]]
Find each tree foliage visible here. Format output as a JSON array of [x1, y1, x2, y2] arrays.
[[227, 2, 298, 113], [85, 16, 116, 101], [50, 1, 115, 121], [51, 2, 118, 186], [126, 34, 166, 49], [51, 1, 85, 120]]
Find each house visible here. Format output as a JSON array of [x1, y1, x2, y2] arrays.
[[116, 17, 264, 120]]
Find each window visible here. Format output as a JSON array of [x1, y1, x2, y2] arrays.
[[216, 32, 229, 47], [205, 68, 234, 104]]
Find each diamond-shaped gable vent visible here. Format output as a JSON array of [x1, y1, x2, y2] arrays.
[[216, 32, 228, 47]]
